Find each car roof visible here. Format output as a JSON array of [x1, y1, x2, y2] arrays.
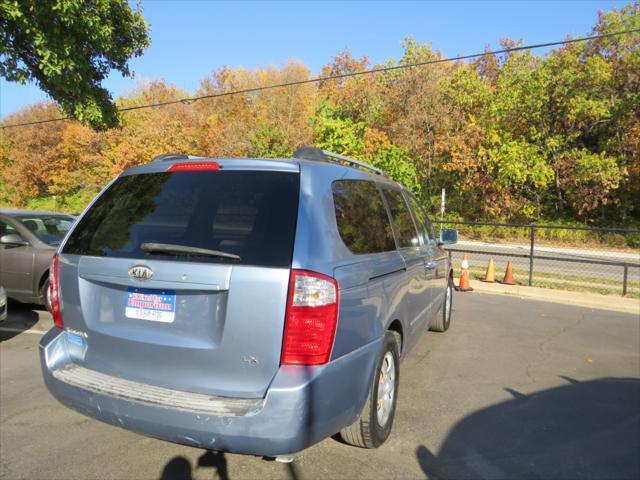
[[0, 209, 75, 217], [122, 156, 404, 189], [295, 158, 401, 187]]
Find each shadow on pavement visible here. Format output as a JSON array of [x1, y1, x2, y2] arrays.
[[159, 450, 303, 480], [416, 377, 640, 479], [158, 451, 236, 480], [286, 461, 301, 479], [160, 456, 193, 480], [197, 450, 229, 480], [0, 300, 41, 342]]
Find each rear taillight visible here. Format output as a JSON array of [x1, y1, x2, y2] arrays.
[[281, 270, 339, 366], [167, 161, 220, 172], [49, 253, 63, 328]]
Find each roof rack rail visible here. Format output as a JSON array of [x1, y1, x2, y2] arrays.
[[150, 153, 190, 163], [293, 146, 388, 177]]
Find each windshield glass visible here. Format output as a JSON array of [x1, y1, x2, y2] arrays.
[[63, 170, 300, 268], [16, 215, 74, 245]]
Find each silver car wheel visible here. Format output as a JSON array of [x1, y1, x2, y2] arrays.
[[376, 351, 396, 427], [45, 281, 52, 312]]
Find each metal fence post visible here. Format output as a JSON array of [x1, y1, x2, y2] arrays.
[[622, 265, 628, 297], [529, 226, 535, 286]]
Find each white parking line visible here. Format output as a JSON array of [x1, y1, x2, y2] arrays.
[[0, 327, 47, 335]]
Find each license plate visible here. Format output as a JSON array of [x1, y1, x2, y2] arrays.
[[125, 288, 176, 323]]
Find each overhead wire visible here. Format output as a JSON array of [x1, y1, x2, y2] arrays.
[[1, 28, 638, 129]]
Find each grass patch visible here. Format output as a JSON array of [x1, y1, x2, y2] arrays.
[[467, 265, 640, 289], [467, 266, 639, 299]]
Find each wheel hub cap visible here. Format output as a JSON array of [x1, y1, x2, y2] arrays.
[[376, 352, 395, 427]]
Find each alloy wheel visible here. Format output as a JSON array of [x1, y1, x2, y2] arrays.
[[376, 351, 396, 427]]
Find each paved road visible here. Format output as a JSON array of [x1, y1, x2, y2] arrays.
[[448, 241, 640, 289], [1, 296, 639, 480], [458, 240, 640, 263]]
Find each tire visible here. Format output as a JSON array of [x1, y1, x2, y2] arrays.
[[340, 331, 400, 448], [41, 278, 51, 312], [430, 274, 453, 333]]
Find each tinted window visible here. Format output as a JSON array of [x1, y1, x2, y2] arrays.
[[64, 171, 299, 268], [381, 187, 419, 248], [0, 220, 18, 237], [332, 180, 395, 254], [406, 194, 436, 244], [15, 215, 74, 245]]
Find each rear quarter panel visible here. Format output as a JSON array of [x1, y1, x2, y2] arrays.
[[332, 254, 410, 359]]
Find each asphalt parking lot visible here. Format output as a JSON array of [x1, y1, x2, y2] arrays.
[[1, 293, 639, 480]]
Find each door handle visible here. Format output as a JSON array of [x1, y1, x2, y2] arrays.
[[425, 261, 437, 270]]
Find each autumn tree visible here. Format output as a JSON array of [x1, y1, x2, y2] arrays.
[[0, 103, 67, 203], [195, 61, 315, 157], [0, 2, 637, 227]]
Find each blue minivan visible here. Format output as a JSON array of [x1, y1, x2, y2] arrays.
[[40, 147, 458, 458]]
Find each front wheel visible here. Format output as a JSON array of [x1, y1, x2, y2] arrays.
[[340, 331, 400, 448], [430, 275, 453, 332]]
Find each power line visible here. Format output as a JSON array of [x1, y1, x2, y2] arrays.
[[2, 28, 638, 130]]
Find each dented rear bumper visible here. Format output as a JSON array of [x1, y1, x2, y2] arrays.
[[40, 328, 381, 456]]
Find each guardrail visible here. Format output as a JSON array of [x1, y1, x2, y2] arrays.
[[436, 221, 640, 297]]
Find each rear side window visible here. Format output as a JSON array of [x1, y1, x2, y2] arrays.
[[63, 171, 300, 268], [406, 194, 436, 244], [381, 187, 419, 248], [332, 180, 396, 254]]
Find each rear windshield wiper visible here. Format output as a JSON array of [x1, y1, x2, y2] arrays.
[[140, 242, 241, 261]]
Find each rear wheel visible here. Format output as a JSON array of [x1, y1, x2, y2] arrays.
[[430, 275, 453, 332], [340, 331, 400, 448]]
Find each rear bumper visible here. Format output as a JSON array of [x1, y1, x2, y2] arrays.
[[40, 328, 381, 456]]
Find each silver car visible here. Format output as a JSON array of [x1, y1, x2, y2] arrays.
[[0, 286, 7, 322], [40, 148, 458, 458], [0, 210, 75, 308]]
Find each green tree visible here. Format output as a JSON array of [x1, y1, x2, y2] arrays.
[[0, 0, 149, 130], [1, 2, 638, 227], [313, 101, 421, 194], [248, 124, 291, 158]]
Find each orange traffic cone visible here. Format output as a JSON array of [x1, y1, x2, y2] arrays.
[[481, 258, 495, 283], [500, 261, 516, 285], [456, 254, 473, 292]]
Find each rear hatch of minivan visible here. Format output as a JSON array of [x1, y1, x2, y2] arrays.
[[57, 161, 299, 398]]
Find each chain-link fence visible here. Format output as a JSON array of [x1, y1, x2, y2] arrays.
[[437, 221, 640, 298]]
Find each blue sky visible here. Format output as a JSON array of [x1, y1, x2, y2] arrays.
[[0, 0, 629, 119]]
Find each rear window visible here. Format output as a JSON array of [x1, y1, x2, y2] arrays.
[[63, 171, 299, 268], [332, 180, 396, 254]]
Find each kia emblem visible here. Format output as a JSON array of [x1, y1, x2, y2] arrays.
[[128, 265, 153, 281]]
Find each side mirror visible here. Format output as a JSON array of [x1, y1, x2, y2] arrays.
[[439, 228, 458, 245], [0, 233, 28, 246]]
